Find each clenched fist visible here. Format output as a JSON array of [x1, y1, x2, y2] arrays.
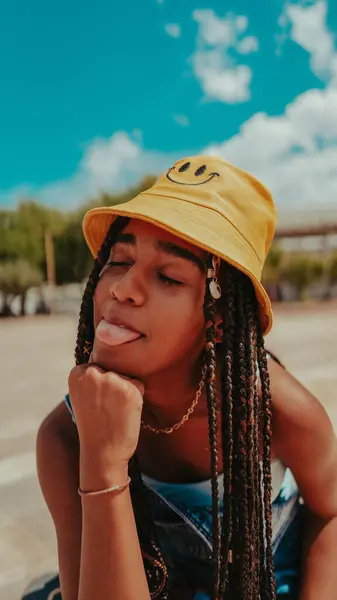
[[68, 365, 144, 487]]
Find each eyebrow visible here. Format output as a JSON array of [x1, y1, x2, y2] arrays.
[[114, 232, 206, 272]]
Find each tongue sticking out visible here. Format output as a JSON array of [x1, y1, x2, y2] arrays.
[[96, 319, 142, 347]]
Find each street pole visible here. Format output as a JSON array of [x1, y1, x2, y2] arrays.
[[45, 229, 55, 313]]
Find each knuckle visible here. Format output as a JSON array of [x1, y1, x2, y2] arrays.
[[85, 366, 97, 381], [85, 365, 102, 385], [120, 379, 131, 396], [106, 372, 127, 392], [135, 396, 144, 411], [68, 365, 80, 387]]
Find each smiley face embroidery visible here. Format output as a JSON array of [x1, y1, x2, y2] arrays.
[[166, 161, 220, 186]]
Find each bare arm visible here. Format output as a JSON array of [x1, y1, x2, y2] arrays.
[[268, 358, 337, 599], [71, 365, 151, 600], [300, 511, 337, 600], [37, 366, 152, 600], [270, 358, 337, 518], [36, 402, 82, 600], [78, 462, 150, 600]]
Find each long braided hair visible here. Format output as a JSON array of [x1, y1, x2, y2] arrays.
[[75, 218, 277, 600]]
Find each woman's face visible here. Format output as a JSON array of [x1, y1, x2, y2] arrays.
[[92, 219, 208, 379]]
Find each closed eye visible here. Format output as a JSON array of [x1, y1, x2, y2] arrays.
[[106, 261, 130, 268], [99, 260, 130, 277], [103, 261, 183, 286], [158, 274, 183, 287]]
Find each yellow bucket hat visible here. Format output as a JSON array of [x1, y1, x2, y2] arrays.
[[83, 156, 277, 334]]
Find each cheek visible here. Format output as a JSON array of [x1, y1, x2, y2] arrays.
[[92, 278, 108, 327], [151, 288, 206, 347]]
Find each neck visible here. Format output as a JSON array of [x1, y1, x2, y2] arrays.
[[142, 354, 206, 426]]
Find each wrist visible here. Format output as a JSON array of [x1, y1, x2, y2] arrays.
[[80, 453, 129, 491]]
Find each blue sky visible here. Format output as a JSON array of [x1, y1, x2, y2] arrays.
[[1, 0, 337, 214]]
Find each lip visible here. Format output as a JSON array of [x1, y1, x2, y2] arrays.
[[101, 315, 144, 336]]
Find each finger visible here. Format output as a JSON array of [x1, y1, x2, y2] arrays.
[[118, 375, 145, 396], [104, 371, 145, 396], [84, 364, 145, 395], [133, 381, 145, 396], [86, 363, 107, 375]]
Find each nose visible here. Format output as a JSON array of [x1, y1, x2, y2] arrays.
[[109, 267, 146, 306]]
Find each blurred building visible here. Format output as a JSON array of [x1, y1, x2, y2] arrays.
[[276, 204, 337, 253]]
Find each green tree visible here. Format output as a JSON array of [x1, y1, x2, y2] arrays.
[[0, 201, 65, 271], [0, 176, 158, 291], [54, 212, 92, 284], [281, 255, 324, 300], [262, 244, 283, 284], [0, 260, 43, 316], [54, 176, 157, 284], [330, 252, 337, 286], [262, 244, 284, 302]]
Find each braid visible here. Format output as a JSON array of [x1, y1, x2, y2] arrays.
[[214, 266, 276, 600], [246, 291, 264, 595], [257, 329, 277, 599], [75, 217, 129, 364], [231, 274, 252, 594], [75, 221, 277, 600], [129, 458, 169, 599], [203, 264, 222, 599], [219, 266, 235, 596], [74, 217, 168, 599]]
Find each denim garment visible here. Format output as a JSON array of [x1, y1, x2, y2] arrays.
[[64, 394, 301, 598], [143, 469, 301, 599]]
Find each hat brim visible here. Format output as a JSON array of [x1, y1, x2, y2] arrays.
[[82, 193, 273, 334]]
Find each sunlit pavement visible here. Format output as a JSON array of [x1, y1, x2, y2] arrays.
[[1, 306, 337, 599]]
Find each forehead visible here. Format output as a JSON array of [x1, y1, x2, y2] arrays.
[[119, 218, 207, 261]]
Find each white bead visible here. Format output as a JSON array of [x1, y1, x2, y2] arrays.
[[209, 279, 221, 299]]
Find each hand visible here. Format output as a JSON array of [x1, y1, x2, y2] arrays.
[[68, 364, 144, 482]]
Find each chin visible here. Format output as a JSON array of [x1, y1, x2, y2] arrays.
[[91, 345, 147, 379]]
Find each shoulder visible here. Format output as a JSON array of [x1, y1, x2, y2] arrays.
[[267, 355, 329, 432], [258, 353, 324, 431], [266, 356, 337, 517]]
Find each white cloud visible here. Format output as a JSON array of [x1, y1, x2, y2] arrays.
[[3, 81, 337, 212], [186, 0, 336, 216], [191, 9, 258, 104], [278, 0, 336, 79], [81, 132, 140, 188], [0, 132, 175, 208], [173, 114, 190, 127], [35, 132, 143, 207], [164, 23, 181, 38], [195, 60, 252, 104], [205, 85, 337, 213], [2, 2, 337, 218], [237, 36, 259, 55], [43, 132, 176, 207]]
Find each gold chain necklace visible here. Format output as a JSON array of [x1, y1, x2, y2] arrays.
[[141, 366, 207, 435]]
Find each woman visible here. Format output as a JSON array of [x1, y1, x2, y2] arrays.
[[36, 156, 337, 599]]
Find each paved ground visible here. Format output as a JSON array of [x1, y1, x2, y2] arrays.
[[0, 305, 337, 600]]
